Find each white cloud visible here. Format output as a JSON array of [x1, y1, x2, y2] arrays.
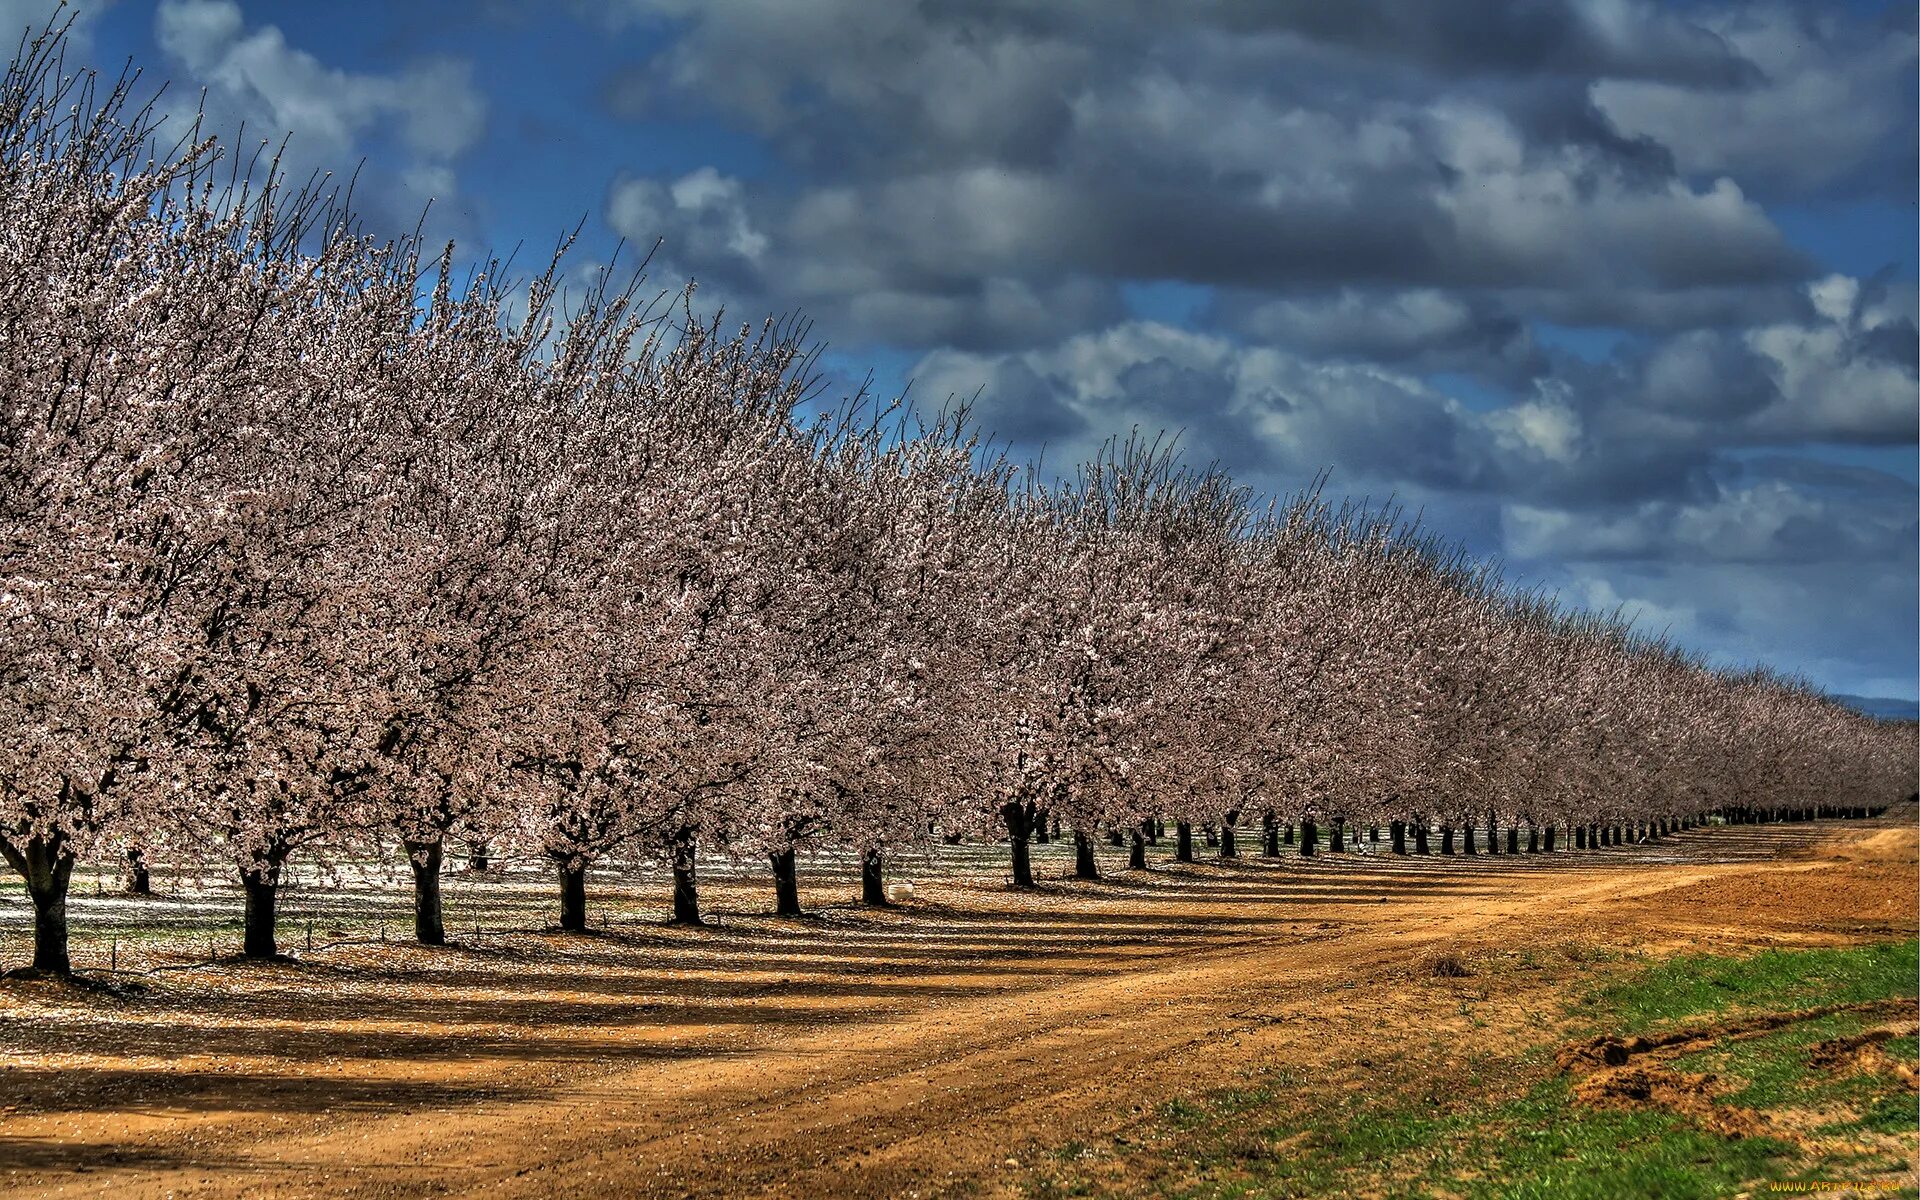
[[153, 0, 485, 232], [1593, 5, 1917, 195]]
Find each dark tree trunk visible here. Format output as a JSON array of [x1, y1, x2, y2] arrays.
[[1544, 826, 1556, 851], [1300, 819, 1318, 857], [1220, 815, 1238, 859], [126, 846, 151, 896], [1369, 825, 1380, 844], [1391, 820, 1407, 855], [1441, 826, 1455, 855], [1203, 826, 1218, 848], [1002, 803, 1036, 888], [2, 837, 75, 975], [1507, 828, 1520, 854], [241, 860, 284, 959], [406, 839, 446, 945], [1414, 823, 1430, 855], [1526, 827, 1538, 854], [771, 848, 802, 916], [1073, 830, 1099, 880], [1107, 829, 1125, 847], [1463, 825, 1478, 855], [1033, 810, 1051, 845], [1175, 821, 1194, 862], [861, 846, 889, 905], [671, 831, 703, 924], [467, 841, 491, 872], [1263, 813, 1280, 857], [1129, 829, 1148, 869], [558, 861, 587, 931], [1284, 822, 1296, 846], [1330, 819, 1346, 853]]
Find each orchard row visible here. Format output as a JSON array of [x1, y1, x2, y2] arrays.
[[3, 25, 1910, 975]]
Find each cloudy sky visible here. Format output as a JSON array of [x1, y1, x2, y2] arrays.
[[22, 0, 1919, 701]]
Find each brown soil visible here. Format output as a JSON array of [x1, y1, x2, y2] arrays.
[[1555, 998, 1917, 1073], [1571, 1065, 1765, 1138], [0, 817, 1913, 1199], [1807, 1025, 1920, 1089]]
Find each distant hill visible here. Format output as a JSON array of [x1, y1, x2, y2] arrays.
[[1832, 694, 1920, 722]]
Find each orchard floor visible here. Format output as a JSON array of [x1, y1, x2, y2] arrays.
[[0, 816, 1914, 1199]]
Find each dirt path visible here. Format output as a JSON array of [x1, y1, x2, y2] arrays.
[[2, 818, 1913, 1198]]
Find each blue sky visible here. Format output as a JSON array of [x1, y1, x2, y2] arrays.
[[23, 0, 1920, 701]]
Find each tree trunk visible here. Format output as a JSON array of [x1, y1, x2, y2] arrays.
[[467, 841, 491, 872], [1441, 826, 1455, 855], [241, 860, 283, 959], [1220, 819, 1238, 859], [1526, 827, 1538, 854], [771, 848, 802, 916], [2, 837, 75, 975], [1544, 826, 1556, 851], [671, 831, 703, 924], [1073, 830, 1099, 880], [1284, 822, 1296, 846], [1369, 825, 1380, 844], [1175, 821, 1194, 862], [1463, 825, 1477, 855], [1330, 819, 1345, 853], [126, 846, 151, 896], [1414, 823, 1430, 854], [558, 861, 587, 931], [1390, 820, 1407, 855], [861, 846, 889, 906], [1002, 803, 1036, 888], [1032, 810, 1050, 845], [406, 839, 446, 945], [1107, 829, 1125, 847], [1128, 829, 1148, 869], [1203, 826, 1217, 848], [1262, 812, 1279, 856], [1507, 828, 1519, 855], [1300, 819, 1318, 857]]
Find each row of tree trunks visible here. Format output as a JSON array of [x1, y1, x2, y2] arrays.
[[11, 799, 1890, 973]]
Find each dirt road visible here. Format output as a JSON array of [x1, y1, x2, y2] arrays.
[[1, 818, 1913, 1198]]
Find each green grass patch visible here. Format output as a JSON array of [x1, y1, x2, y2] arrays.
[[1582, 940, 1917, 1029], [1024, 940, 1919, 1199]]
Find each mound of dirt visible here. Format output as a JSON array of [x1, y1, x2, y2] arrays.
[[1807, 1026, 1920, 1090], [1557, 999, 1915, 1077], [1557, 1034, 1649, 1070], [1572, 1066, 1763, 1138]]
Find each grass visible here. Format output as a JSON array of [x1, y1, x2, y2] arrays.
[[1583, 940, 1918, 1028], [1021, 939, 1919, 1199]]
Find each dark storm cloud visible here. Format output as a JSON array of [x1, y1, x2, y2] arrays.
[[594, 0, 1829, 353], [1195, 0, 1762, 85]]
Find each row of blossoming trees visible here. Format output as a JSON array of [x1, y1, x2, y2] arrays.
[[2, 29, 1910, 975]]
